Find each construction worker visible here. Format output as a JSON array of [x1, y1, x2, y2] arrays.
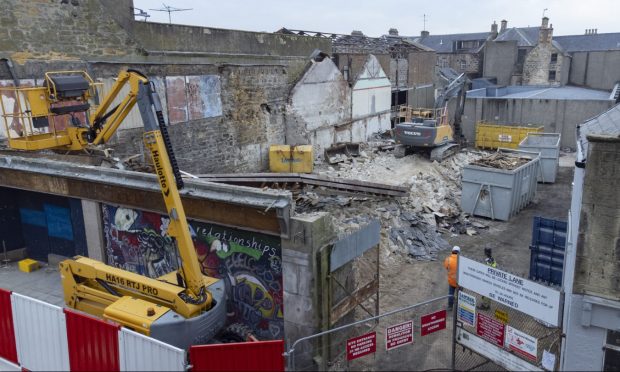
[[444, 246, 459, 310], [478, 246, 497, 310]]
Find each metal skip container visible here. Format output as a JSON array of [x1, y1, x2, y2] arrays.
[[518, 133, 561, 183], [461, 148, 540, 221]]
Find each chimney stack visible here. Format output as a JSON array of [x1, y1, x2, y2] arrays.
[[539, 17, 553, 44], [500, 19, 507, 32], [388, 28, 399, 36], [351, 30, 364, 37], [421, 30, 430, 38], [491, 21, 498, 39]]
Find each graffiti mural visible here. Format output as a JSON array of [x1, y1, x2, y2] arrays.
[[102, 204, 283, 340]]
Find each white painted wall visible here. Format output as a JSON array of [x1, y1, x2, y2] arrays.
[[287, 59, 350, 158], [351, 55, 392, 140]]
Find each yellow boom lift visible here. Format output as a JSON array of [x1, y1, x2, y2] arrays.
[[0, 70, 226, 349]]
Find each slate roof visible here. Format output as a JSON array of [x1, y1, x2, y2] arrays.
[[578, 103, 620, 159], [467, 85, 613, 100], [333, 34, 434, 54], [494, 27, 540, 47], [554, 33, 620, 52], [410, 32, 491, 53]]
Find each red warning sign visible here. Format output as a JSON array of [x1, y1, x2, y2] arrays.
[[346, 332, 377, 361], [385, 320, 414, 350], [421, 310, 447, 336], [476, 313, 505, 347]]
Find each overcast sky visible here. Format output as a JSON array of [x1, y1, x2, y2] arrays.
[[133, 0, 619, 37]]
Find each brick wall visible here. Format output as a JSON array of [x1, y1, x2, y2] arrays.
[[574, 136, 620, 300]]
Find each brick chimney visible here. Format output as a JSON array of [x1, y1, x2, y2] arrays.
[[388, 28, 399, 36], [491, 21, 498, 39], [421, 30, 430, 38], [500, 19, 507, 32], [539, 17, 553, 44]]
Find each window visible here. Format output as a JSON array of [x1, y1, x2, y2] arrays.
[[550, 53, 558, 63], [460, 60, 467, 70], [604, 331, 620, 371], [548, 70, 557, 81]]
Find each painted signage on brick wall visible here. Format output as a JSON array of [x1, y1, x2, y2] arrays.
[[346, 332, 376, 361], [476, 313, 505, 347], [102, 204, 283, 340], [421, 310, 446, 336], [385, 321, 413, 350], [458, 256, 561, 326]]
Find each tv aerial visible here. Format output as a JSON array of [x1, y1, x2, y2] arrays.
[[132, 7, 151, 22], [149, 3, 192, 24]]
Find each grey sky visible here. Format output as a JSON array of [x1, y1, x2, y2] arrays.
[[133, 0, 619, 37]]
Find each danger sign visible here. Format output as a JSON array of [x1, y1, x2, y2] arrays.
[[346, 332, 376, 361], [421, 310, 447, 336], [476, 313, 505, 347], [385, 320, 413, 350]]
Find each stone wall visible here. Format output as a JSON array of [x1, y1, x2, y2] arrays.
[[574, 136, 620, 300], [0, 0, 143, 62], [522, 43, 565, 86], [437, 53, 481, 76]]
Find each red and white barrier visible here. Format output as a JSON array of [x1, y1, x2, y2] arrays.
[[0, 289, 187, 371], [0, 288, 285, 372]]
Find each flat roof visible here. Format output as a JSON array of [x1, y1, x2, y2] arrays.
[[467, 85, 613, 101]]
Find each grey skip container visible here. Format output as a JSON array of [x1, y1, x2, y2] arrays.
[[461, 148, 540, 221], [518, 132, 561, 183]]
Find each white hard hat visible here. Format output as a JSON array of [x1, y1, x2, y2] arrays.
[[452, 246, 461, 253]]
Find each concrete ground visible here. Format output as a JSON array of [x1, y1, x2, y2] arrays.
[[0, 261, 64, 306]]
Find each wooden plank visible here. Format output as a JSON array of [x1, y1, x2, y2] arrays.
[[330, 279, 379, 326]]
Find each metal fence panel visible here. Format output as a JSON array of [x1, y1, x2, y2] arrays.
[[11, 293, 70, 371], [288, 296, 452, 371], [190, 340, 285, 372], [0, 289, 18, 365], [119, 328, 186, 371], [64, 309, 120, 371]]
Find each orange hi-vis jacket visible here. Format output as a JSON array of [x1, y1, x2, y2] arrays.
[[444, 253, 458, 288]]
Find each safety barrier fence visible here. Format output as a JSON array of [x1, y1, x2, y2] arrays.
[[284, 295, 453, 371], [0, 288, 284, 371]]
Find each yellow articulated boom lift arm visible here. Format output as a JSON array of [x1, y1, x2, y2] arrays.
[[0, 70, 226, 348]]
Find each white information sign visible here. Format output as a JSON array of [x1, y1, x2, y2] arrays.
[[456, 329, 542, 371], [542, 350, 556, 371], [458, 256, 561, 326], [505, 326, 538, 362], [457, 291, 476, 327]]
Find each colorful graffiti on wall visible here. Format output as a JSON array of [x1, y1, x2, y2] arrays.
[[101, 204, 283, 340]]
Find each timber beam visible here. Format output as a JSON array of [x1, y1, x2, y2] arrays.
[[0, 155, 292, 237]]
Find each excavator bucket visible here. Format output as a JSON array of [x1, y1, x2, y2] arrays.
[[324, 142, 361, 164]]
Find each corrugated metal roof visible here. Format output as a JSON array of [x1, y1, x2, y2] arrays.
[[578, 103, 620, 159]]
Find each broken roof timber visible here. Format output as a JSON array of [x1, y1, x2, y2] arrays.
[[0, 155, 292, 237]]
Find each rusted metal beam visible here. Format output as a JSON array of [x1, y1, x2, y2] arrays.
[[0, 155, 292, 236]]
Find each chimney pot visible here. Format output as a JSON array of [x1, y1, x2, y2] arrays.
[[500, 19, 507, 32], [542, 16, 549, 28]]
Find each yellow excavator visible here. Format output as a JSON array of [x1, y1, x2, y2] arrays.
[[0, 70, 226, 349]]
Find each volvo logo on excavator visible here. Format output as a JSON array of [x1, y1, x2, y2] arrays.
[[152, 149, 170, 197]]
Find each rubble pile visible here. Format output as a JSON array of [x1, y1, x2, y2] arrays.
[[470, 151, 530, 170], [297, 145, 489, 262]]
